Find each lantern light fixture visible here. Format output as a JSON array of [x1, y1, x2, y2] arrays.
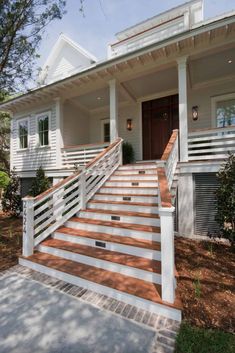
[[192, 106, 199, 121], [127, 118, 133, 131]]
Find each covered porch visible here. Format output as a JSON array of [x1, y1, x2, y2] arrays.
[[58, 41, 235, 170]]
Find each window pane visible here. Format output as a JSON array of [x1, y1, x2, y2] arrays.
[[216, 99, 235, 127], [38, 115, 49, 146], [19, 120, 28, 148]]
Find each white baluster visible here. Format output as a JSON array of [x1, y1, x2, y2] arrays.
[[22, 197, 35, 257]]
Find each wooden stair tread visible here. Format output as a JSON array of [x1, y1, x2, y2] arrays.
[[101, 186, 158, 190], [113, 173, 157, 176], [56, 227, 161, 251], [83, 208, 160, 219], [41, 238, 161, 273], [89, 200, 158, 207], [107, 180, 158, 183], [69, 217, 161, 233], [21, 253, 182, 308], [96, 192, 158, 197]]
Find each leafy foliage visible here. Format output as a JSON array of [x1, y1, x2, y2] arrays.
[[0, 0, 66, 93], [0, 171, 10, 189], [2, 168, 21, 216], [29, 166, 51, 197], [215, 153, 235, 245], [175, 322, 235, 353], [122, 141, 135, 165], [0, 110, 10, 172]]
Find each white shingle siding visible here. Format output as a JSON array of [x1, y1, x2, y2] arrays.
[[11, 104, 58, 171]]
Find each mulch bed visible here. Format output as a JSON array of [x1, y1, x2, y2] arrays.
[[0, 212, 22, 272], [175, 236, 235, 333]]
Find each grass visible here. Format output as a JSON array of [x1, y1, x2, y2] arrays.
[[175, 322, 235, 353]]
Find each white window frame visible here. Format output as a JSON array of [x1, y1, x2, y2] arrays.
[[36, 111, 51, 147], [211, 92, 235, 128], [101, 118, 110, 143], [17, 117, 29, 150]]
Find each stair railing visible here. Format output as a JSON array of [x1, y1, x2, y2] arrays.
[[22, 138, 123, 257], [157, 129, 179, 304]]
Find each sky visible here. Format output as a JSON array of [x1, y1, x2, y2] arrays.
[[38, 0, 235, 67]]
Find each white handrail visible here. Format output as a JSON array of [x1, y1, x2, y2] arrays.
[[188, 126, 235, 161], [161, 130, 179, 189], [22, 138, 123, 257]]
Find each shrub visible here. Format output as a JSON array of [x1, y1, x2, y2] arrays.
[[122, 141, 135, 165], [2, 169, 21, 217], [29, 166, 51, 197], [215, 153, 235, 245], [0, 171, 10, 189]]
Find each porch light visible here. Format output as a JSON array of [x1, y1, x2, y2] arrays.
[[228, 59, 232, 64], [127, 118, 133, 131], [192, 106, 199, 121]]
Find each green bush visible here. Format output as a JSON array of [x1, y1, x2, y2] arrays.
[[2, 169, 21, 216], [122, 141, 135, 165], [0, 171, 10, 189], [175, 322, 235, 353], [215, 153, 235, 245], [29, 166, 51, 197]]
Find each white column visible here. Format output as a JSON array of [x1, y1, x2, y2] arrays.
[[159, 206, 175, 303], [54, 97, 64, 169], [109, 79, 118, 142], [177, 57, 188, 162], [178, 173, 194, 237], [22, 197, 35, 257]]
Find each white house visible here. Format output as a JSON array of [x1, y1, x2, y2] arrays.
[[1, 0, 235, 321]]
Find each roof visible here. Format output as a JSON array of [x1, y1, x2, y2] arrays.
[[1, 10, 235, 111]]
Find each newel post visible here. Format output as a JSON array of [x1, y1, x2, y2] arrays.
[[80, 170, 86, 210], [22, 197, 35, 257], [159, 206, 175, 303]]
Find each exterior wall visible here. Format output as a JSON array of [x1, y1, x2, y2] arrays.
[[11, 103, 58, 172], [89, 102, 142, 161], [187, 79, 235, 131], [63, 102, 90, 146]]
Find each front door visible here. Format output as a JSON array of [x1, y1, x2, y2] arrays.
[[142, 94, 179, 160]]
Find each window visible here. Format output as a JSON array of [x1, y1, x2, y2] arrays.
[[38, 113, 49, 146], [101, 119, 110, 142], [216, 98, 235, 128], [18, 119, 28, 149]]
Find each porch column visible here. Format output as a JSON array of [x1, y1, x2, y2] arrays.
[[54, 97, 64, 169], [109, 79, 118, 142], [177, 57, 188, 162]]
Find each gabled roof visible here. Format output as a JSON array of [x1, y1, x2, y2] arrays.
[[42, 33, 98, 68], [38, 33, 97, 85]]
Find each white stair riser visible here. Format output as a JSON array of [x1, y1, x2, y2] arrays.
[[53, 232, 161, 260], [110, 175, 158, 181], [118, 165, 156, 170], [19, 258, 181, 321], [114, 170, 157, 175], [78, 211, 160, 227], [87, 202, 159, 214], [99, 187, 158, 195], [94, 194, 159, 203], [37, 245, 161, 285], [105, 181, 158, 187], [65, 220, 161, 242]]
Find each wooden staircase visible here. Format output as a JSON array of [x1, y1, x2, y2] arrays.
[[20, 162, 181, 321]]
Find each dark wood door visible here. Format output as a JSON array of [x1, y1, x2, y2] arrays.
[[142, 94, 179, 160]]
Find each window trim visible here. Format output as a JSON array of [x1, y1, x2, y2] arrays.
[[101, 118, 110, 143], [17, 117, 29, 150], [211, 92, 235, 128], [36, 111, 51, 147]]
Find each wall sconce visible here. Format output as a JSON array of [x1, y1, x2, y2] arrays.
[[127, 118, 133, 131], [192, 106, 199, 121]]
